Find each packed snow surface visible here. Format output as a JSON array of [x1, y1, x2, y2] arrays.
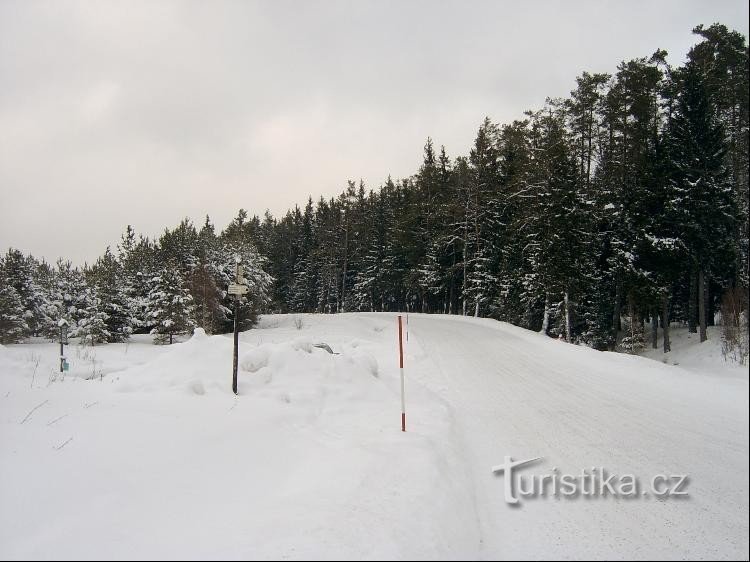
[[0, 314, 747, 560]]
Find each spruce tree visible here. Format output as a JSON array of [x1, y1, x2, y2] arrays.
[[1, 249, 52, 337], [73, 287, 111, 346], [148, 266, 195, 344], [89, 247, 134, 342], [688, 25, 749, 289], [0, 283, 27, 343], [666, 62, 737, 342]]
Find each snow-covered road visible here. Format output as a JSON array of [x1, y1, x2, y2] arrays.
[[406, 314, 749, 560]]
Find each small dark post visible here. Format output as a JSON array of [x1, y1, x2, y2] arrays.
[[232, 295, 239, 395], [231, 256, 242, 395], [59, 320, 68, 373], [60, 326, 64, 373]]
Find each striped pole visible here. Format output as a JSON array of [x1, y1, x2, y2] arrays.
[[399, 315, 406, 432]]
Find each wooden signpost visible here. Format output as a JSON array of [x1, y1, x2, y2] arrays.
[[228, 283, 248, 296], [230, 258, 247, 395], [58, 319, 68, 373]]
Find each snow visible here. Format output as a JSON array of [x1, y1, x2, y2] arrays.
[[0, 314, 747, 560], [642, 324, 748, 378]]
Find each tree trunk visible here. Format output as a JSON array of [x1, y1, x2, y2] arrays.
[[611, 281, 621, 349], [661, 292, 671, 353], [540, 293, 550, 335], [699, 268, 707, 342], [462, 260, 467, 316], [564, 291, 572, 342], [448, 254, 455, 314], [688, 268, 698, 333], [462, 201, 469, 316], [586, 117, 593, 189], [627, 292, 637, 350], [651, 308, 658, 349]]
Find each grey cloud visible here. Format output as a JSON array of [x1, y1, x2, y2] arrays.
[[1, 0, 747, 264]]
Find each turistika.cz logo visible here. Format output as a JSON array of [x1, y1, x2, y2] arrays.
[[491, 456, 689, 505]]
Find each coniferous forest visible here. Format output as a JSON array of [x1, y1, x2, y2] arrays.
[[1, 24, 748, 354]]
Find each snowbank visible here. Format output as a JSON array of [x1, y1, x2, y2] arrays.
[[0, 316, 478, 560]]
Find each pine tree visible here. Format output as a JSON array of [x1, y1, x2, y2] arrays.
[[352, 184, 396, 311], [50, 259, 87, 336], [492, 120, 533, 326], [567, 72, 610, 190], [289, 198, 320, 312], [0, 283, 27, 343], [463, 118, 501, 317], [594, 55, 666, 347], [666, 61, 737, 342], [688, 25, 749, 289], [73, 287, 111, 346], [148, 267, 195, 344], [117, 227, 160, 333], [1, 249, 52, 337], [88, 247, 134, 342], [159, 219, 199, 275], [31, 259, 60, 339]]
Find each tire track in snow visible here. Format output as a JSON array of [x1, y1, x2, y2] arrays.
[[408, 314, 749, 560]]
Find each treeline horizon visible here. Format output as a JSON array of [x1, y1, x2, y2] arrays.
[[1, 23, 748, 354]]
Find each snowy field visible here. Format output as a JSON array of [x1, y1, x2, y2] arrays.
[[0, 313, 748, 560]]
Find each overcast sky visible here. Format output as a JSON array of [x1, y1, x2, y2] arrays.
[[1, 0, 748, 265]]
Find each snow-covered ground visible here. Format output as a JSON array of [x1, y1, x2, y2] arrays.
[[0, 314, 747, 560], [641, 324, 748, 378]]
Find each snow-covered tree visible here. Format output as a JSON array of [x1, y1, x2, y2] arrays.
[[0, 283, 28, 343], [148, 266, 195, 344], [1, 249, 53, 337], [72, 287, 111, 346], [289, 198, 320, 313], [88, 247, 135, 342], [666, 61, 738, 342]]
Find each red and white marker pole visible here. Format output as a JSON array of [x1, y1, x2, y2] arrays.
[[398, 315, 406, 432]]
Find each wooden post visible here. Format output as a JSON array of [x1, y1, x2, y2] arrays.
[[232, 296, 239, 395], [698, 268, 707, 343], [399, 315, 405, 432], [232, 258, 241, 395], [661, 292, 671, 353], [59, 325, 64, 373], [59, 321, 68, 373]]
